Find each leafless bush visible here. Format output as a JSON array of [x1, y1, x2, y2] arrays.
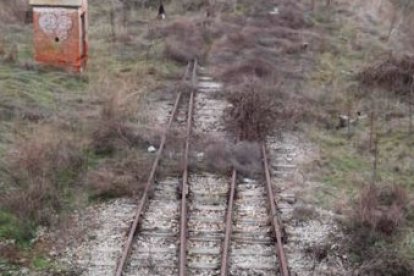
[[91, 84, 145, 154], [194, 136, 262, 176], [293, 204, 319, 222], [358, 54, 414, 95], [0, 0, 30, 23], [230, 141, 262, 175], [165, 38, 201, 64], [357, 250, 414, 276], [219, 58, 276, 84], [225, 79, 302, 141], [87, 153, 152, 199], [353, 183, 407, 235], [181, 0, 207, 11], [1, 126, 84, 225], [163, 19, 206, 64], [225, 80, 277, 141], [342, 183, 413, 274]]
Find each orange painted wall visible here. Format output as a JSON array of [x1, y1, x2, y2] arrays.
[[32, 5, 87, 72]]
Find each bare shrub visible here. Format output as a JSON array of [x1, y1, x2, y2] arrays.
[[357, 250, 414, 276], [204, 140, 231, 172], [165, 38, 201, 64], [163, 19, 206, 64], [219, 58, 276, 84], [91, 80, 144, 154], [0, 0, 29, 23], [353, 183, 407, 235], [225, 79, 302, 141], [342, 183, 414, 274], [1, 126, 84, 225], [225, 80, 277, 141], [181, 0, 207, 11], [293, 204, 319, 222], [358, 54, 414, 95], [230, 141, 262, 175], [87, 153, 151, 199], [194, 137, 262, 176]]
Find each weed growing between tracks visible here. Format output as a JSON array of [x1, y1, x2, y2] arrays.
[[206, 0, 414, 273], [191, 136, 262, 177], [225, 79, 303, 141]]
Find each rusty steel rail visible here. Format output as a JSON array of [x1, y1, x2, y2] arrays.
[[179, 59, 197, 276], [219, 169, 237, 276], [114, 62, 192, 276], [262, 144, 290, 276]]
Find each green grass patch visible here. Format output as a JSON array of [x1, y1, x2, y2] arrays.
[[31, 256, 53, 271], [0, 210, 35, 247]]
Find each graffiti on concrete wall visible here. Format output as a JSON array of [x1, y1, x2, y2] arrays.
[[37, 8, 73, 41]]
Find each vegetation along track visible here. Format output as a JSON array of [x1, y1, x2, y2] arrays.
[[115, 61, 289, 276]]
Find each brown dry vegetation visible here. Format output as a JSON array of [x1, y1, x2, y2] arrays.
[[1, 0, 414, 273], [0, 0, 30, 24], [352, 183, 408, 235], [162, 19, 208, 64], [1, 125, 84, 226], [87, 153, 152, 199], [358, 54, 414, 95], [194, 137, 262, 176], [343, 183, 414, 275], [202, 0, 414, 273], [225, 78, 303, 141], [0, 0, 183, 268]]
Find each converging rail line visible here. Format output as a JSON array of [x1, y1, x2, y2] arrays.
[[115, 61, 194, 276], [219, 144, 289, 276], [114, 61, 290, 276]]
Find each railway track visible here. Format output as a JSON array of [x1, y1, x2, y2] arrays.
[[114, 61, 290, 276], [114, 61, 195, 276]]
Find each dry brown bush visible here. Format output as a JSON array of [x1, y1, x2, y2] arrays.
[[194, 136, 262, 176], [165, 38, 201, 64], [354, 183, 408, 235], [87, 153, 152, 199], [0, 0, 30, 23], [230, 141, 262, 175], [225, 79, 302, 141], [342, 183, 414, 274], [225, 81, 276, 141], [219, 57, 276, 84], [358, 54, 414, 95], [1, 126, 84, 225], [357, 250, 414, 276], [91, 80, 145, 154], [163, 19, 206, 64]]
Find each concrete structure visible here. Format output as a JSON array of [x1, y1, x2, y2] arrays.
[[29, 0, 88, 72]]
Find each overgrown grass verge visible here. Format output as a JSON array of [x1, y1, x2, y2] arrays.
[[0, 0, 186, 271], [302, 2, 414, 273]]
